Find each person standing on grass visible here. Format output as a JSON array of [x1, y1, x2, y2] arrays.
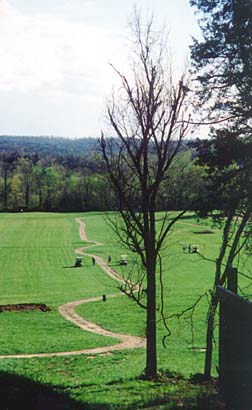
[[108, 255, 112, 264], [92, 257, 96, 266]]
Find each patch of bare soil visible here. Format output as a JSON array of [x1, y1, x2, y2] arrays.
[[0, 303, 51, 313]]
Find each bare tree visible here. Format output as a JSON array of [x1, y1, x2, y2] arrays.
[[99, 11, 192, 379]]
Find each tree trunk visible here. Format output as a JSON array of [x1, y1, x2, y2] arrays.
[[25, 186, 29, 208], [3, 168, 7, 207], [145, 262, 157, 378], [204, 208, 251, 379], [38, 186, 42, 209], [204, 293, 218, 379], [203, 220, 232, 380]]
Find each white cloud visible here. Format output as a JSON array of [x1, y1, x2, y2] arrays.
[[0, 0, 121, 97], [0, 0, 201, 137]]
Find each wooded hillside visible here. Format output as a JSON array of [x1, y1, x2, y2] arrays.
[[0, 136, 202, 212]]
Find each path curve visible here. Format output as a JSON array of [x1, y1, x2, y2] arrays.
[[0, 218, 145, 359], [74, 218, 125, 284]]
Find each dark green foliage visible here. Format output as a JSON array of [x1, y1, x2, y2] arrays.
[[191, 132, 252, 170], [191, 128, 252, 216], [190, 0, 252, 215], [190, 0, 252, 125]]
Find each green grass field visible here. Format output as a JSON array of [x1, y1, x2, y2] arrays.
[[0, 211, 235, 408]]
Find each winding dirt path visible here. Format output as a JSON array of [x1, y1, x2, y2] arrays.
[[0, 218, 145, 359], [74, 218, 125, 284]]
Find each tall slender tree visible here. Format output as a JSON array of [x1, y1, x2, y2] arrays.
[[0, 150, 18, 208], [100, 11, 192, 378], [16, 157, 34, 208]]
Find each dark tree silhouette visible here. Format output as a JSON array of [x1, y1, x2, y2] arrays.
[[192, 131, 252, 379], [190, 0, 252, 379], [100, 11, 192, 379], [0, 150, 18, 207], [190, 0, 252, 127]]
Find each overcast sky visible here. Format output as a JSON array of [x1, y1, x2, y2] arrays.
[[0, 0, 201, 138]]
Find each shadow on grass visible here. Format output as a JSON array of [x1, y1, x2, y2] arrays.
[[193, 231, 215, 234], [62, 265, 77, 269], [83, 376, 225, 410], [178, 214, 198, 220], [0, 371, 83, 409], [0, 370, 226, 410]]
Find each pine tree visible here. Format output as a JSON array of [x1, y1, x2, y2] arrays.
[[190, 0, 252, 127]]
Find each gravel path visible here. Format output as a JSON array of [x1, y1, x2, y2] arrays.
[[0, 218, 145, 359]]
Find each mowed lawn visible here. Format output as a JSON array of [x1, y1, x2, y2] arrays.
[[0, 212, 119, 354], [0, 211, 245, 408], [77, 212, 223, 376]]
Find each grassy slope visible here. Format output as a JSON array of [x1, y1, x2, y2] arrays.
[[0, 212, 118, 353], [77, 213, 222, 377], [0, 211, 229, 408]]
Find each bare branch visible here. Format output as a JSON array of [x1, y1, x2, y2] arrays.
[[100, 10, 192, 378]]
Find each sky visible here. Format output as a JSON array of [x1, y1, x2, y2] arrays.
[[0, 0, 202, 138]]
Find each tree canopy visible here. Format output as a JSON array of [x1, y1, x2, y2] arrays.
[[190, 0, 252, 127]]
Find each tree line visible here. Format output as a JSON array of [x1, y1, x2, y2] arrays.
[[0, 142, 203, 212], [0, 148, 110, 211]]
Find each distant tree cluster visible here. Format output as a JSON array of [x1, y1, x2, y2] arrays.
[[0, 136, 202, 212], [0, 136, 98, 157], [0, 137, 111, 211]]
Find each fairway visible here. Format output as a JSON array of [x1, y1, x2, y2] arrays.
[[77, 212, 223, 375], [0, 212, 221, 365], [0, 212, 122, 355], [0, 211, 234, 407]]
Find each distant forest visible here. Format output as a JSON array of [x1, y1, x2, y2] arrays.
[[0, 136, 203, 212], [0, 136, 98, 157]]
